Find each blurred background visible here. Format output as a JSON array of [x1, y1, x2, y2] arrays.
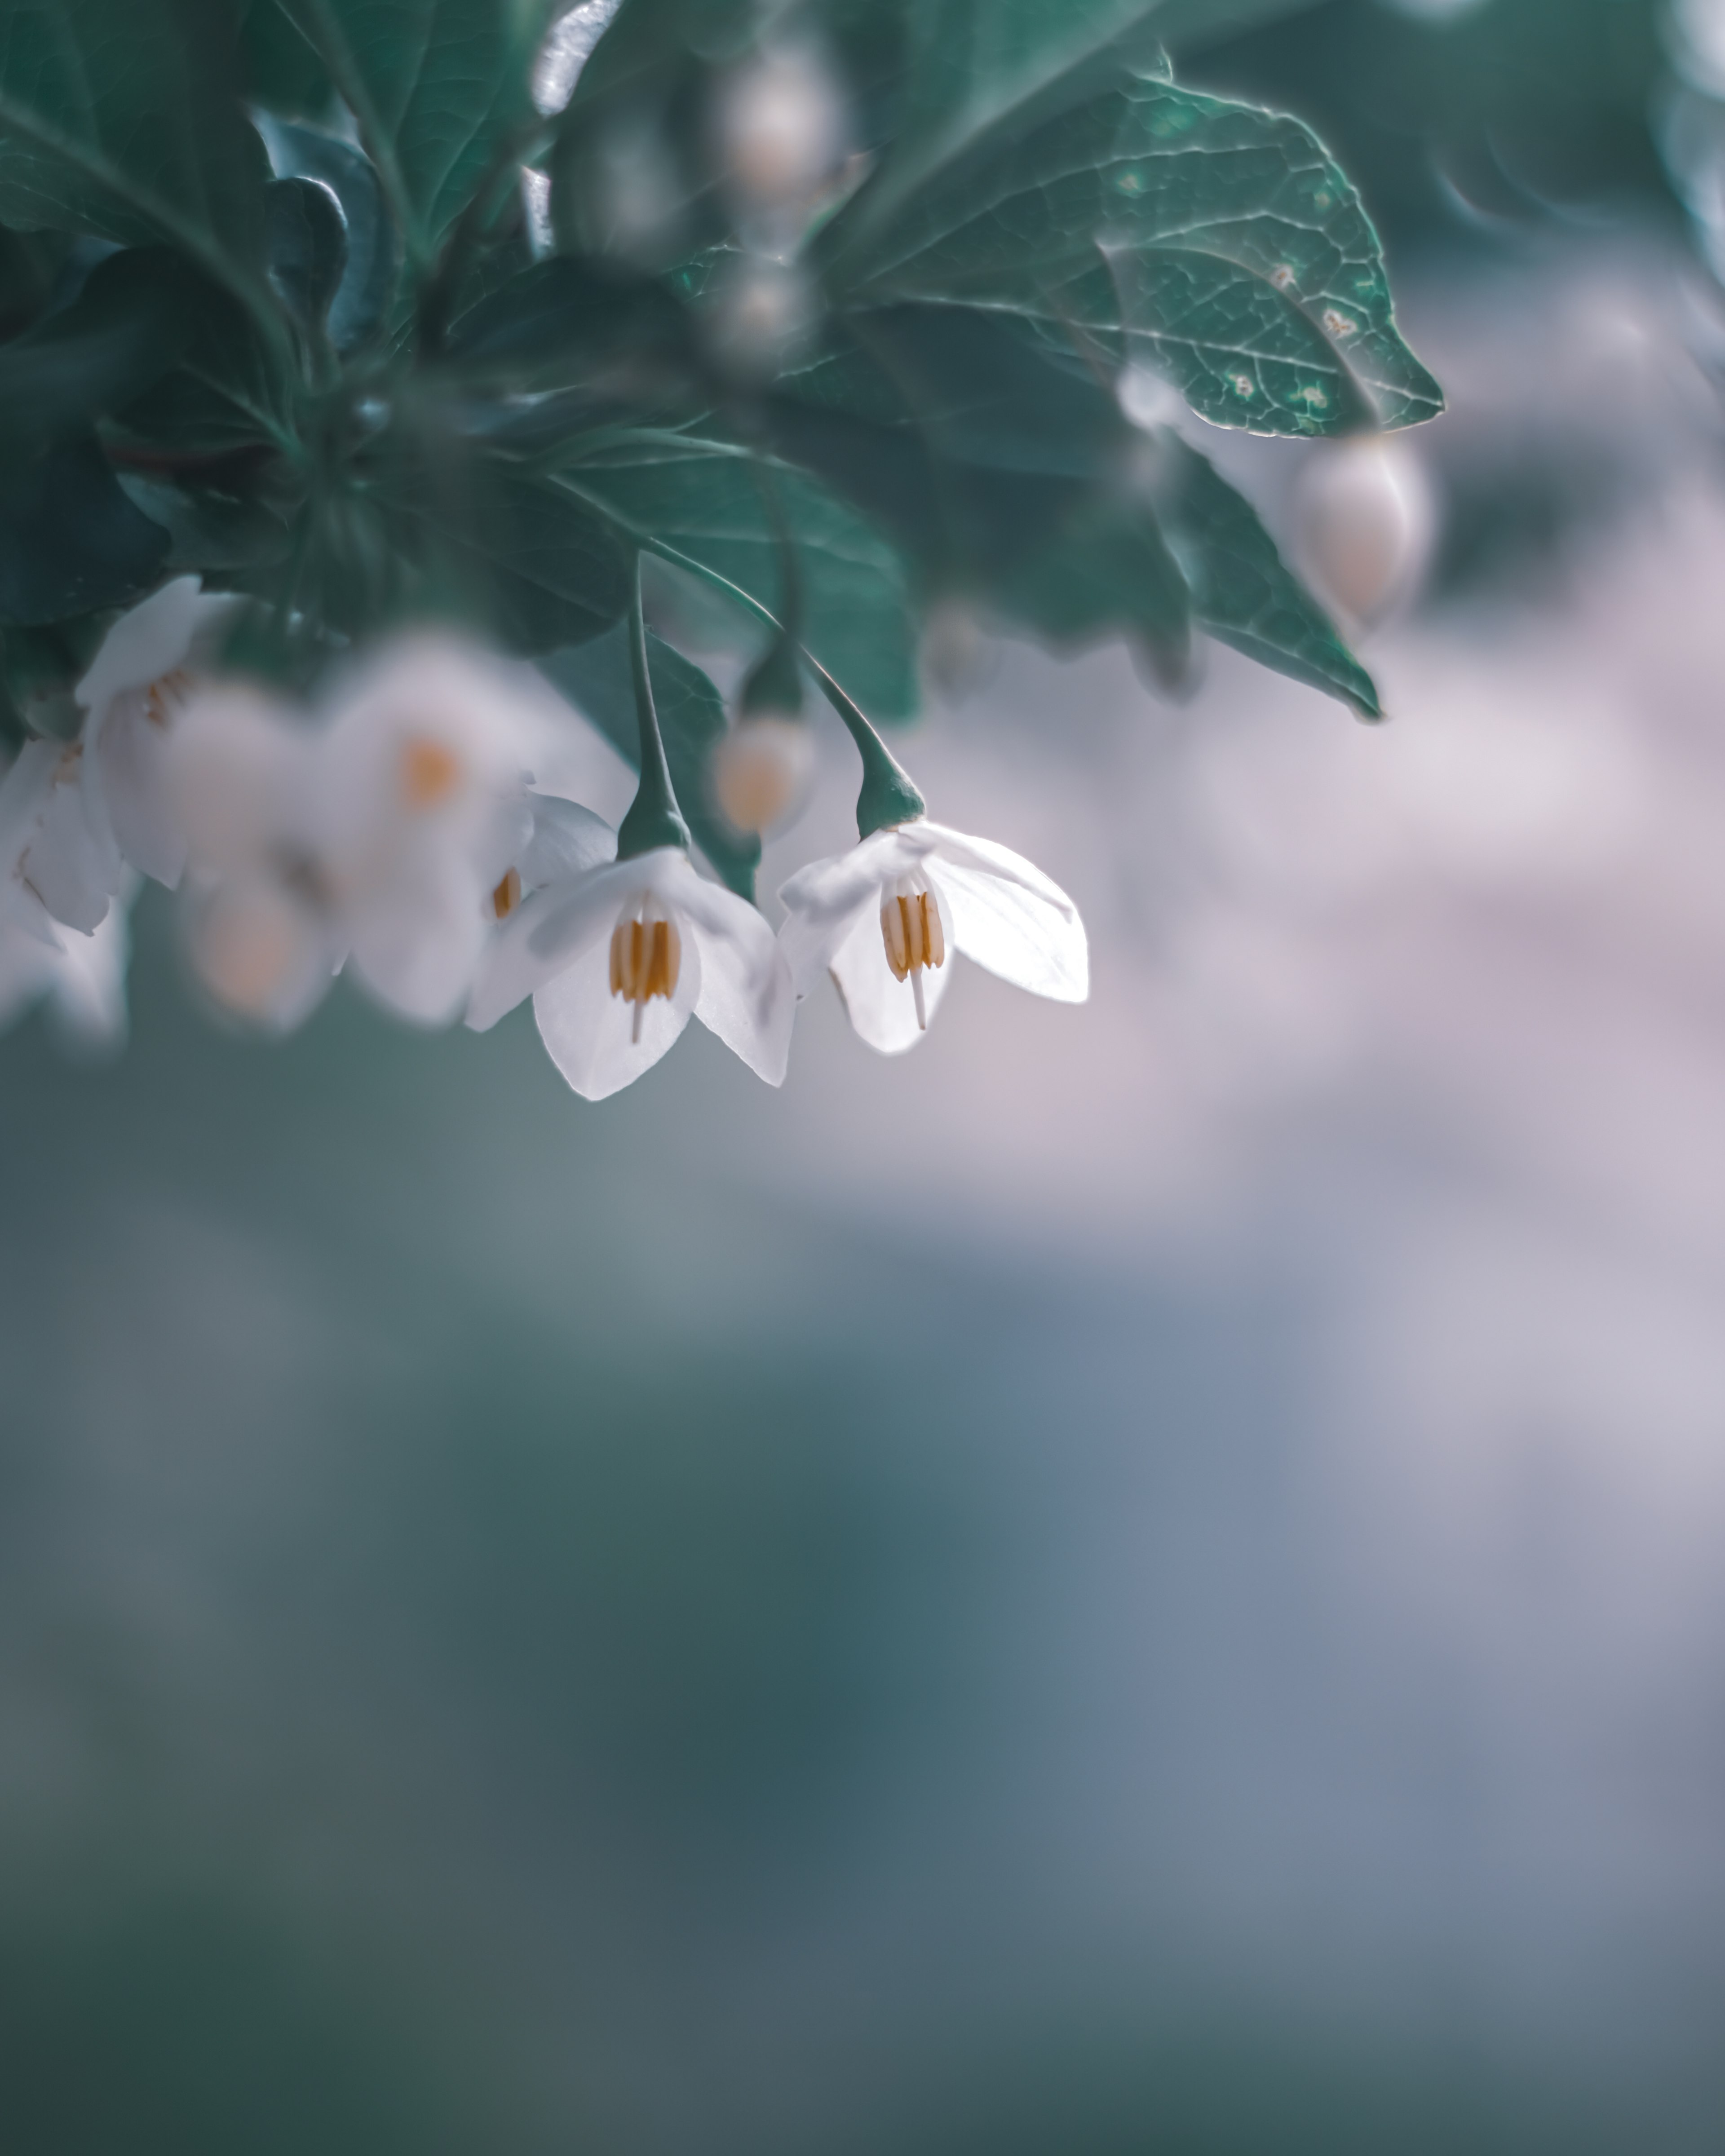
[[6, 0, 1725, 2147]]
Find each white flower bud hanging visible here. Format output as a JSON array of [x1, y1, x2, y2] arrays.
[[1293, 435, 1436, 631], [714, 43, 845, 214], [710, 715, 816, 835]]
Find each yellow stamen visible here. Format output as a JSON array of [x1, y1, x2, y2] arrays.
[[399, 735, 463, 810], [880, 883, 943, 1031], [144, 667, 193, 728], [491, 867, 522, 921], [609, 906, 681, 1044]]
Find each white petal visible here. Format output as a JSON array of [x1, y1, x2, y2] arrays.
[[827, 884, 953, 1054], [522, 791, 617, 885], [5, 737, 121, 934], [668, 859, 795, 1086], [75, 579, 232, 715], [98, 694, 185, 886], [45, 882, 134, 1049], [464, 853, 650, 1032], [775, 824, 935, 993], [532, 920, 701, 1101], [345, 863, 490, 1027], [168, 685, 318, 876], [924, 824, 1088, 1003]]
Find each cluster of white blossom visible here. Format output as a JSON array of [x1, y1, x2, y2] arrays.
[[0, 580, 1088, 1098]]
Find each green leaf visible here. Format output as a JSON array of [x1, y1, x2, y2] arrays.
[[552, 434, 920, 722], [767, 305, 1189, 673], [0, 249, 202, 454], [239, 0, 336, 114], [115, 470, 297, 575], [824, 44, 1441, 436], [1157, 433, 1379, 716], [0, 0, 279, 327], [107, 265, 293, 458], [541, 619, 760, 898], [277, 0, 557, 272], [390, 456, 634, 652], [446, 253, 699, 394], [0, 434, 169, 625]]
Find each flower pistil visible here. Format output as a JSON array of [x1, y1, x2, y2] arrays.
[[880, 874, 944, 1028]]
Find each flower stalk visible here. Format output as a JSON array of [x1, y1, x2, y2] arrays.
[[616, 562, 692, 862]]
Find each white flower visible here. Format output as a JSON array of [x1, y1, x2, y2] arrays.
[[467, 843, 795, 1101], [312, 636, 540, 1025], [0, 578, 236, 957], [0, 876, 135, 1050], [168, 684, 340, 1032], [776, 818, 1088, 1054], [168, 633, 567, 1031], [75, 574, 240, 889]]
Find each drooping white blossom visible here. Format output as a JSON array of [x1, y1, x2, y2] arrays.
[[468, 842, 795, 1101], [168, 634, 589, 1031], [777, 818, 1088, 1054], [0, 577, 236, 965], [75, 574, 241, 892]]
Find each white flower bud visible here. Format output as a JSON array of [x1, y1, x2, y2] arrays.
[[715, 44, 844, 211], [710, 716, 816, 834], [186, 875, 333, 1033], [702, 254, 815, 380], [1293, 435, 1436, 630]]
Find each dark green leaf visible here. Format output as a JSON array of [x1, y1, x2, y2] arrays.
[[552, 435, 920, 721], [278, 0, 557, 270], [107, 266, 293, 458], [239, 0, 336, 114], [264, 175, 348, 331], [391, 457, 634, 653], [823, 44, 1441, 436], [0, 249, 203, 453], [0, 0, 278, 327], [0, 434, 169, 624], [1157, 433, 1379, 716], [767, 305, 1188, 673], [115, 470, 298, 575], [541, 619, 760, 898], [0, 224, 68, 340], [447, 254, 700, 394]]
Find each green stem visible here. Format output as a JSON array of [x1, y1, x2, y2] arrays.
[[615, 561, 691, 860], [812, 666, 926, 837], [627, 534, 924, 836]]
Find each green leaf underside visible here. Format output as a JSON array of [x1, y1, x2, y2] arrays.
[[824, 55, 1440, 436], [768, 307, 1189, 675], [0, 0, 276, 326], [107, 265, 293, 459], [0, 435, 169, 624], [277, 0, 554, 269], [551, 438, 920, 723], [1159, 435, 1378, 715], [542, 621, 759, 899], [393, 462, 633, 653], [0, 250, 202, 451], [258, 116, 400, 350]]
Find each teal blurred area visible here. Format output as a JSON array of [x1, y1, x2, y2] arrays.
[[11, 2, 1725, 2149]]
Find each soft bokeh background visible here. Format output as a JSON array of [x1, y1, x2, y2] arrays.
[[7, 1, 1725, 2147]]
